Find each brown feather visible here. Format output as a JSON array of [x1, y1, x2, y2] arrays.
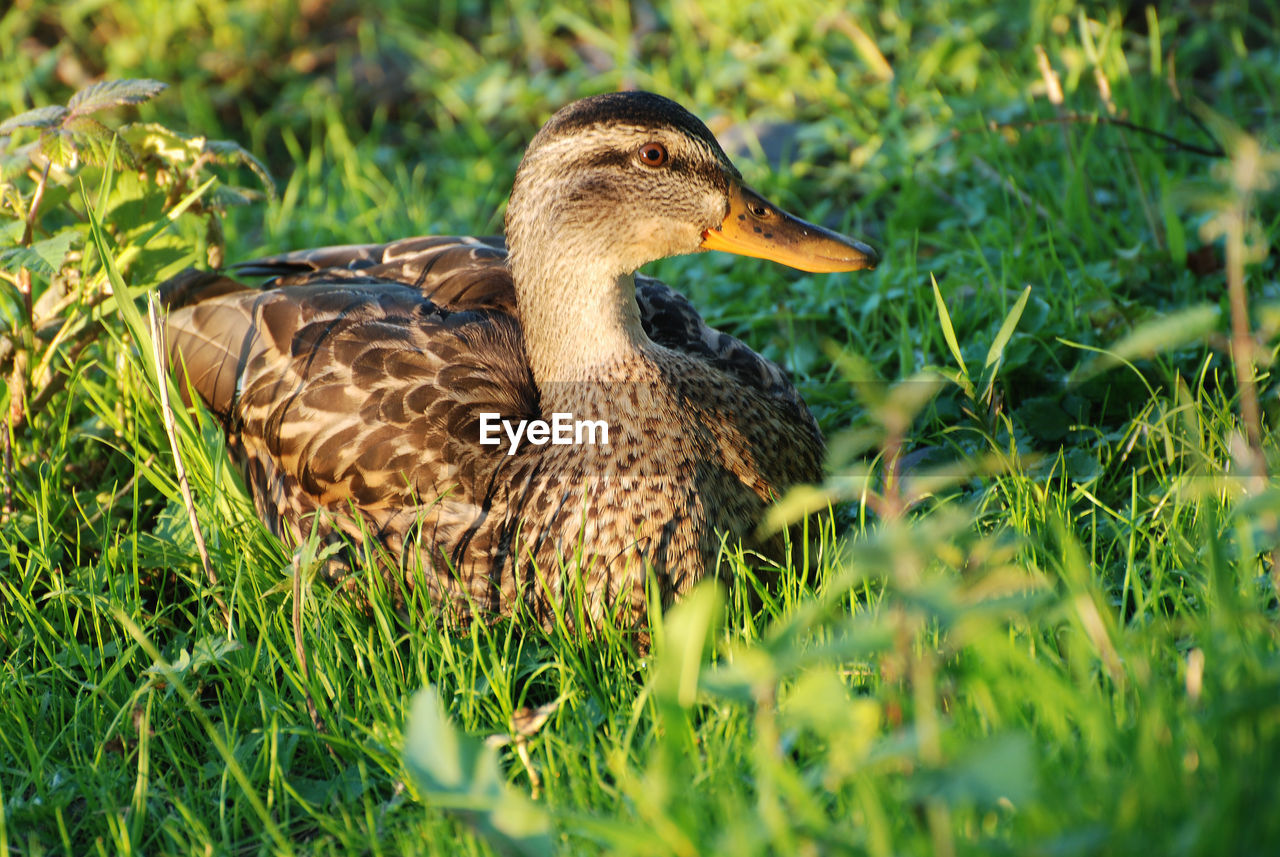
[[161, 93, 846, 631]]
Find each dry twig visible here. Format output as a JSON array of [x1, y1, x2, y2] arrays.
[[146, 292, 229, 625], [291, 552, 330, 739]]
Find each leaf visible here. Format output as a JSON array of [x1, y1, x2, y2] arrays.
[[1, 141, 38, 181], [67, 79, 167, 116], [984, 285, 1032, 373], [931, 274, 968, 376], [1019, 396, 1073, 442], [208, 184, 266, 208], [653, 581, 724, 707], [0, 105, 67, 135], [30, 228, 81, 272], [120, 122, 205, 164], [914, 732, 1037, 809], [144, 635, 242, 694], [0, 221, 24, 245], [64, 116, 138, 169], [1160, 172, 1187, 266], [64, 115, 114, 148], [781, 668, 880, 761], [40, 129, 78, 167], [118, 123, 277, 198], [0, 229, 82, 277], [702, 617, 893, 703], [761, 482, 841, 536], [979, 285, 1031, 402], [1064, 448, 1103, 484], [403, 688, 554, 857], [206, 138, 277, 196]]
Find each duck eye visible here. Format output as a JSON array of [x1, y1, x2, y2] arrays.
[[637, 142, 668, 167]]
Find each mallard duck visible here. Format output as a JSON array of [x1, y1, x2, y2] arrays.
[[162, 91, 876, 628]]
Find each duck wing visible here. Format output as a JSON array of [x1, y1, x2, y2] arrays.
[[162, 269, 538, 559], [214, 235, 818, 442], [234, 235, 516, 313]]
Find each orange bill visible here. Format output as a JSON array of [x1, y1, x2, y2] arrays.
[[700, 184, 878, 272]]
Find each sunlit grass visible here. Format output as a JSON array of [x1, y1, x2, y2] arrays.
[[2, 1, 1279, 855]]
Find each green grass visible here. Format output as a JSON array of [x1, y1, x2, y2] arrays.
[[3, 1, 1280, 855]]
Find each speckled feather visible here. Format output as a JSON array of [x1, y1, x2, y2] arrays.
[[161, 93, 831, 629]]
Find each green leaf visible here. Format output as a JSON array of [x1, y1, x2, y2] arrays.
[[84, 182, 158, 386], [64, 115, 113, 147], [0, 229, 82, 277], [206, 138, 277, 196], [1, 141, 37, 182], [145, 636, 242, 683], [30, 228, 80, 272], [915, 733, 1037, 809], [403, 687, 554, 857], [120, 122, 205, 164], [781, 668, 879, 759], [67, 79, 167, 116], [653, 581, 724, 707], [979, 285, 1031, 402], [40, 129, 77, 167], [984, 285, 1031, 373], [208, 184, 266, 208], [931, 274, 968, 376], [64, 116, 139, 169], [0, 105, 67, 135], [118, 123, 276, 198], [1064, 448, 1103, 484], [0, 221, 24, 245]]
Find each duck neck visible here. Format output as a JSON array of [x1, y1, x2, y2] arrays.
[[509, 244, 653, 402]]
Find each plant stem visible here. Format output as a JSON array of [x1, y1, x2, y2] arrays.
[[1222, 187, 1277, 586], [20, 161, 52, 251], [1, 417, 11, 515]]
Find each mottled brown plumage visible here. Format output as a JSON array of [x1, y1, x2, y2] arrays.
[[162, 92, 876, 628]]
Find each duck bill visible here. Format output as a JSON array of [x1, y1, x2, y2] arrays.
[[700, 184, 878, 272]]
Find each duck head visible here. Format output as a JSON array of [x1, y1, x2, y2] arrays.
[[503, 91, 877, 385], [506, 91, 877, 278]]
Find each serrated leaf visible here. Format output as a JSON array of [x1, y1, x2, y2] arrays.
[[40, 130, 77, 167], [206, 138, 276, 196], [64, 115, 114, 146], [0, 221, 23, 245], [0, 105, 67, 135], [67, 79, 167, 116], [0, 186, 22, 221], [0, 230, 80, 277], [0, 247, 48, 277], [1, 141, 39, 180], [207, 184, 265, 208], [120, 122, 205, 164], [65, 117, 138, 169], [143, 635, 242, 698], [31, 229, 81, 271]]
